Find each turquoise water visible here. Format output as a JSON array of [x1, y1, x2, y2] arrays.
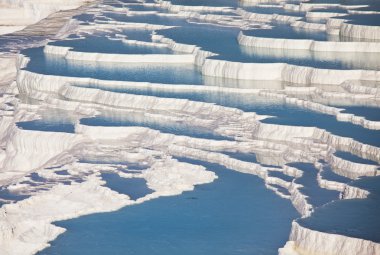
[[243, 25, 333, 41], [17, 119, 75, 133], [50, 36, 174, 54], [16, 108, 77, 133], [23, 47, 203, 84], [9, 0, 380, 253], [39, 159, 299, 255]]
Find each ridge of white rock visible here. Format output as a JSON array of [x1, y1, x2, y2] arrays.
[[291, 20, 326, 31], [0, 54, 18, 84], [17, 71, 380, 174], [0, 128, 87, 185], [340, 22, 380, 40], [238, 31, 380, 53], [154, 0, 233, 13], [280, 221, 380, 255], [76, 21, 177, 36], [237, 8, 302, 24], [298, 3, 367, 12], [327, 153, 378, 179], [202, 58, 380, 85], [182, 12, 256, 29], [43, 44, 195, 63], [0, 0, 95, 35], [305, 11, 346, 21], [152, 34, 216, 66]]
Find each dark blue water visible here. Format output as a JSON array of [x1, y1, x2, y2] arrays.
[[342, 14, 380, 26], [0, 188, 30, 207], [290, 162, 340, 208], [298, 175, 380, 242], [39, 159, 299, 255], [319, 163, 352, 183], [334, 151, 379, 165], [73, 13, 96, 22], [17, 120, 75, 133], [119, 28, 156, 42], [55, 170, 70, 175], [268, 171, 294, 182], [339, 106, 380, 121], [29, 173, 46, 182], [101, 172, 153, 200]]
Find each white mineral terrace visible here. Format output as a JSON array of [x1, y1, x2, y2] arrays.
[[0, 0, 379, 255]]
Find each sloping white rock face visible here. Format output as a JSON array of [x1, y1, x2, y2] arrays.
[[237, 9, 301, 24], [44, 45, 195, 63], [340, 23, 380, 40], [155, 0, 232, 13], [238, 32, 380, 53], [0, 0, 94, 35], [0, 129, 86, 183], [0, 54, 18, 84], [202, 59, 380, 85], [280, 222, 380, 255]]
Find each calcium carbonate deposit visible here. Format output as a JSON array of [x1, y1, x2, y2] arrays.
[[0, 0, 379, 254]]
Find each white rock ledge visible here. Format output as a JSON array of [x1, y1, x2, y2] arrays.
[[43, 45, 195, 63], [238, 32, 380, 53], [280, 221, 380, 255]]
